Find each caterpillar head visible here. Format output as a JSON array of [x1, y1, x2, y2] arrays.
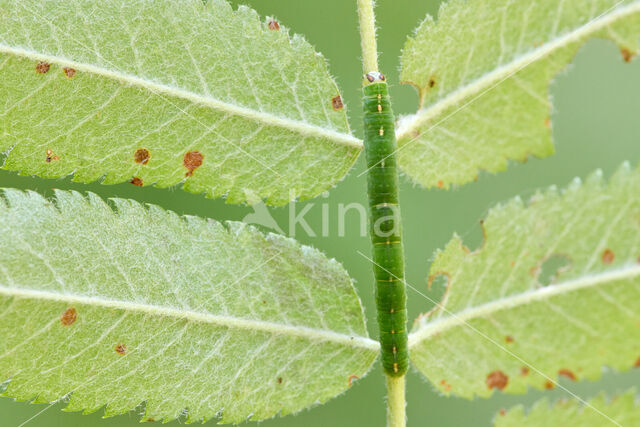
[[364, 71, 386, 85]]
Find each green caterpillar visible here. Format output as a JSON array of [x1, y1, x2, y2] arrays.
[[362, 72, 408, 377]]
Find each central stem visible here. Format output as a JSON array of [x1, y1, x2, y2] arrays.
[[357, 1, 408, 427]]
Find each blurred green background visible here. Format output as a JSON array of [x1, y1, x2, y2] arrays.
[[1, 0, 639, 426]]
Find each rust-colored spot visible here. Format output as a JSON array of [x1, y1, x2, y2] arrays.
[[499, 409, 506, 416], [277, 377, 283, 384], [558, 369, 577, 381], [268, 19, 280, 31], [428, 78, 436, 88], [634, 357, 640, 368], [440, 379, 452, 391], [621, 48, 635, 63], [63, 67, 76, 78], [45, 149, 59, 163], [146, 418, 155, 423], [134, 148, 150, 165], [130, 177, 144, 187], [348, 374, 359, 387], [505, 335, 514, 343], [332, 95, 344, 111], [544, 380, 555, 389], [60, 307, 77, 326], [520, 366, 530, 376], [486, 370, 508, 391], [544, 117, 551, 128], [184, 151, 204, 177], [510, 260, 516, 267], [602, 249, 615, 264], [437, 180, 444, 188], [35, 61, 50, 74], [115, 344, 127, 355]]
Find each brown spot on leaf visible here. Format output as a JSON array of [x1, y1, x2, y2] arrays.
[[115, 344, 127, 355], [130, 177, 144, 187], [558, 369, 577, 381], [505, 335, 514, 343], [486, 370, 508, 390], [544, 117, 551, 128], [268, 20, 280, 31], [60, 307, 77, 326], [45, 149, 59, 163], [146, 418, 155, 423], [184, 151, 204, 177], [437, 180, 444, 189], [602, 249, 615, 264], [277, 377, 283, 384], [36, 62, 50, 74], [544, 380, 555, 389], [499, 409, 506, 416], [63, 67, 76, 78], [634, 357, 640, 368], [134, 148, 150, 165], [520, 366, 529, 376], [332, 95, 344, 111], [348, 374, 359, 387], [621, 48, 635, 63]]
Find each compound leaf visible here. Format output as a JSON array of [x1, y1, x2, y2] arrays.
[[0, 0, 361, 206], [397, 0, 640, 189], [495, 389, 640, 426], [0, 189, 378, 423], [409, 163, 640, 398]]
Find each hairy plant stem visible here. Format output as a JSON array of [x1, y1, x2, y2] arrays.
[[357, 1, 408, 426], [386, 376, 406, 427], [356, 0, 379, 73]]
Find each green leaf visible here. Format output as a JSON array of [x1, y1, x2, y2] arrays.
[[0, 189, 378, 423], [408, 163, 640, 398], [397, 0, 640, 189], [495, 389, 640, 426], [0, 0, 361, 206]]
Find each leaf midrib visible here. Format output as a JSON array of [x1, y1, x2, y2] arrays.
[[0, 284, 379, 351], [0, 44, 363, 150], [408, 264, 640, 348], [396, 2, 640, 141]]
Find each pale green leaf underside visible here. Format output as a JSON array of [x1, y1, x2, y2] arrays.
[[0, 0, 361, 206], [0, 189, 378, 423], [495, 389, 640, 426], [409, 162, 640, 398], [398, 0, 640, 189]]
